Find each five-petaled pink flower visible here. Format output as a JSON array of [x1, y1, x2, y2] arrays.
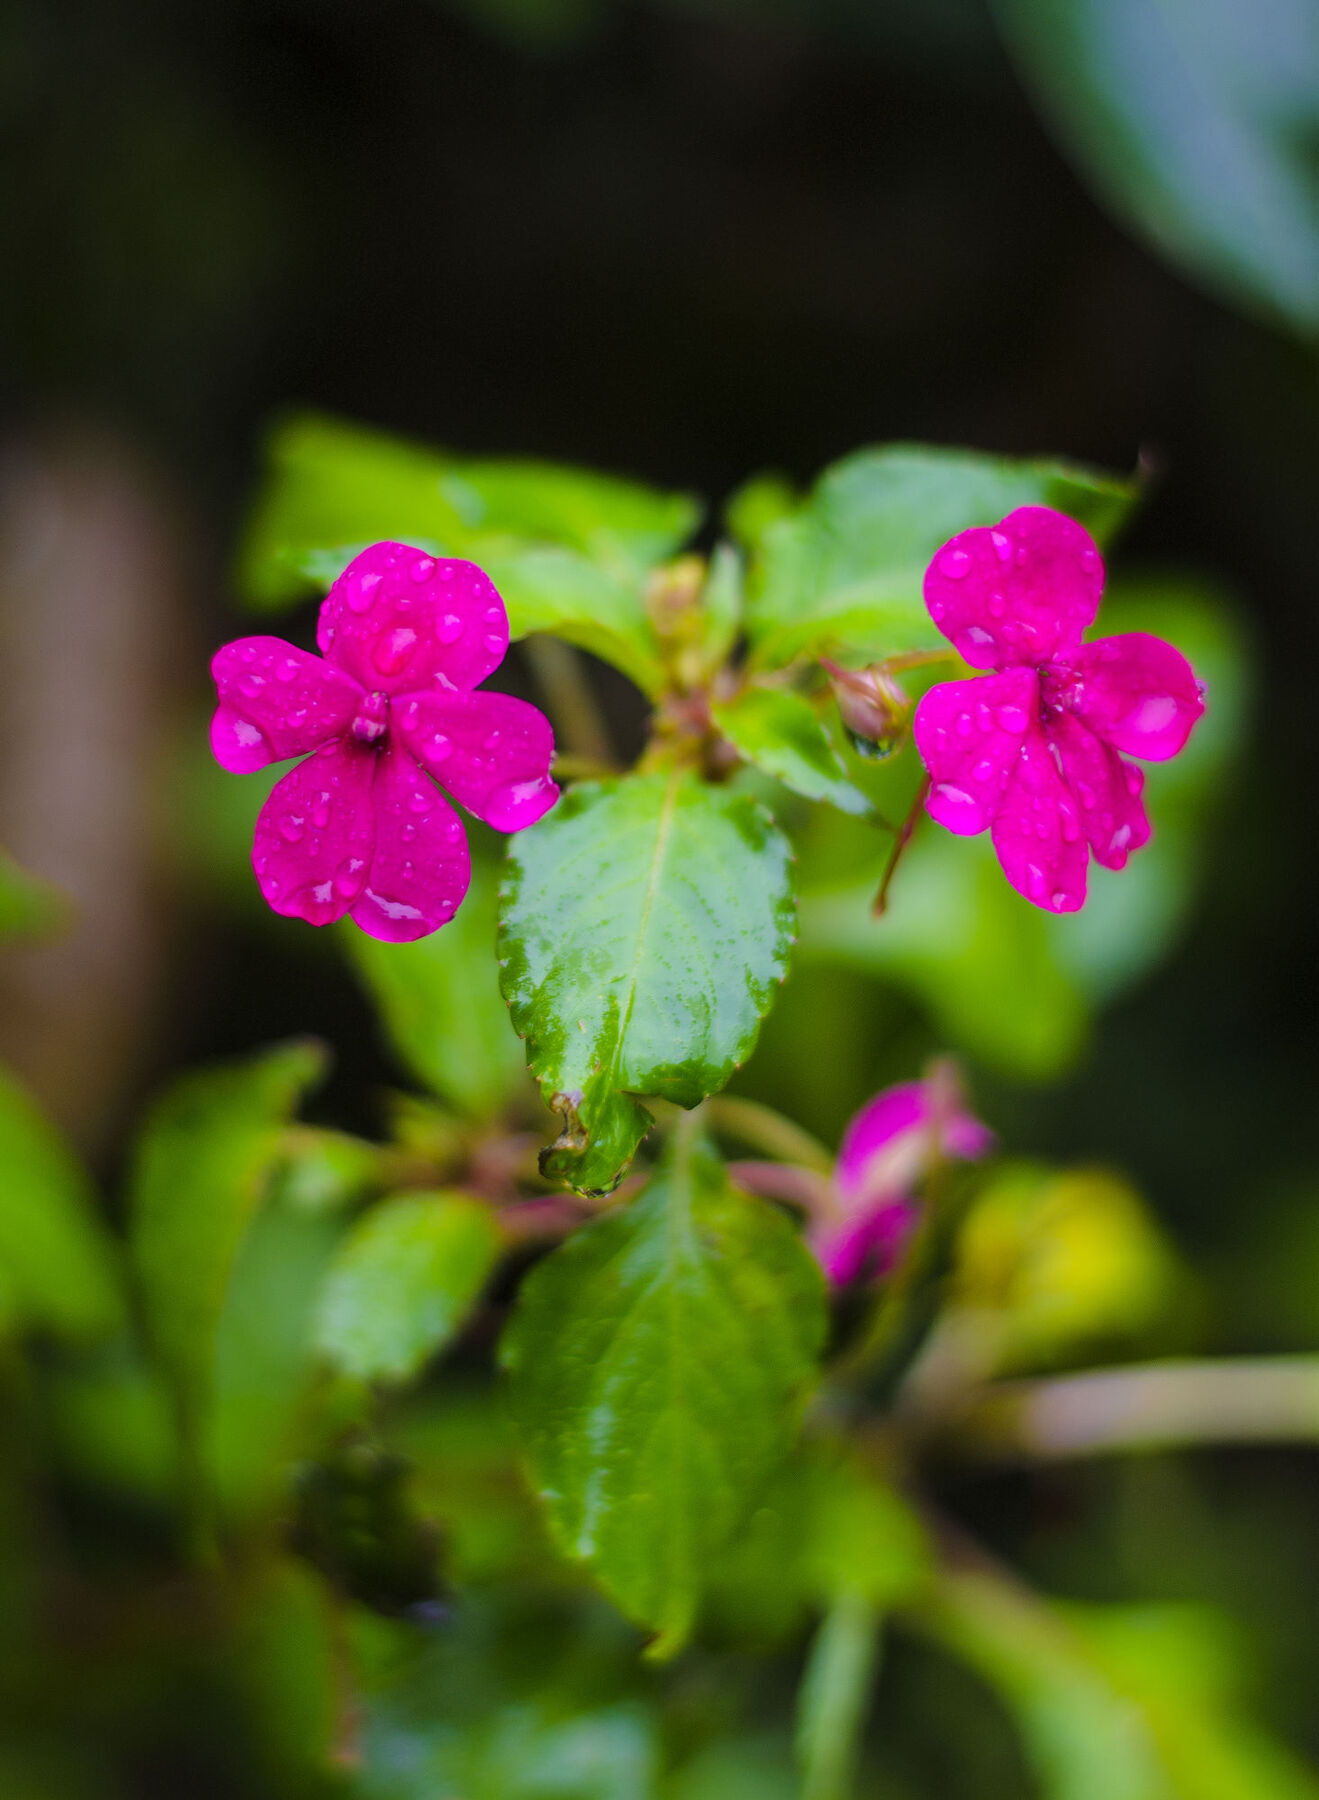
[[913, 507, 1204, 912], [813, 1079, 993, 1285], [211, 542, 559, 941]]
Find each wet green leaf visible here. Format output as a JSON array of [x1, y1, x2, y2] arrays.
[[501, 1129, 826, 1654], [745, 445, 1137, 670], [498, 772, 796, 1193], [128, 1040, 325, 1432], [239, 413, 700, 694], [316, 1191, 501, 1383], [344, 862, 525, 1120], [712, 687, 872, 816], [0, 1067, 123, 1341]]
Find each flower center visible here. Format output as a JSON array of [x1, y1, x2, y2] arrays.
[[350, 689, 390, 746], [1038, 659, 1082, 721]]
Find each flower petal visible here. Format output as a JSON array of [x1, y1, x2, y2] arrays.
[[211, 638, 362, 773], [835, 1082, 927, 1203], [924, 506, 1104, 670], [914, 666, 1040, 835], [394, 688, 560, 832], [1049, 712, 1150, 871], [990, 730, 1089, 912], [349, 743, 471, 943], [317, 543, 509, 695], [836, 1079, 994, 1208], [812, 1201, 916, 1286], [1058, 631, 1204, 761], [251, 738, 376, 926]]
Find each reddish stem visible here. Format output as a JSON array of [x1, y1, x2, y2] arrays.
[[872, 776, 929, 917]]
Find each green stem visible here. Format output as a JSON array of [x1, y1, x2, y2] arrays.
[[946, 1356, 1319, 1461], [705, 1095, 835, 1175], [796, 1592, 883, 1800], [523, 634, 616, 765]]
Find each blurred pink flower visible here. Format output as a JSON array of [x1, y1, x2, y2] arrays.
[[812, 1078, 993, 1285], [211, 542, 558, 941], [913, 506, 1204, 912]]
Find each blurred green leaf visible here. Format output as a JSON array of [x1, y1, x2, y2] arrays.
[[744, 445, 1137, 670], [498, 772, 796, 1194], [0, 1066, 123, 1341], [128, 1039, 325, 1434], [388, 1381, 561, 1584], [918, 1564, 1319, 1800], [206, 1191, 345, 1518], [799, 824, 1089, 1081], [267, 1126, 386, 1214], [344, 862, 526, 1120], [316, 1190, 501, 1383], [44, 1348, 178, 1507], [712, 687, 873, 816], [994, 0, 1319, 336], [951, 1162, 1185, 1374], [239, 412, 700, 695], [0, 848, 66, 942], [501, 1128, 826, 1655]]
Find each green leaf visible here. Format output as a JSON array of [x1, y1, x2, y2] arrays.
[[745, 444, 1137, 670], [344, 862, 525, 1120], [916, 1568, 1319, 1800], [239, 412, 700, 695], [0, 1068, 123, 1341], [498, 772, 796, 1194], [798, 826, 1089, 1082], [316, 1191, 501, 1383], [128, 1040, 325, 1432], [0, 849, 66, 943], [501, 1128, 826, 1655], [994, 0, 1319, 336], [712, 687, 872, 816]]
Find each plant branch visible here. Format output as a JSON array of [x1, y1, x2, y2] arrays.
[[705, 1094, 835, 1175], [943, 1356, 1319, 1461], [872, 776, 929, 916], [522, 633, 616, 766]]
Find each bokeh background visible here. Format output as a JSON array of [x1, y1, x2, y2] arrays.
[[2, 0, 1318, 1793]]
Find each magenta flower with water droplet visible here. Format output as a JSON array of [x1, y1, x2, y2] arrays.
[[913, 506, 1205, 912], [210, 542, 559, 941]]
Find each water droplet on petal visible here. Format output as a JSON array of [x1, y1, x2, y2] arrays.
[[938, 545, 972, 579], [437, 614, 464, 645], [275, 656, 300, 683], [482, 775, 557, 832], [312, 794, 332, 829], [347, 570, 382, 614], [409, 784, 435, 812], [483, 632, 504, 654], [280, 815, 305, 843], [995, 704, 1030, 734], [237, 672, 266, 698], [425, 733, 451, 763], [373, 626, 418, 677], [483, 606, 503, 626], [333, 856, 365, 898], [987, 591, 1006, 618], [956, 713, 973, 737], [483, 731, 501, 749], [973, 759, 994, 781], [411, 556, 436, 583], [401, 822, 416, 842], [1051, 890, 1070, 909], [990, 531, 1013, 563], [964, 626, 995, 652]]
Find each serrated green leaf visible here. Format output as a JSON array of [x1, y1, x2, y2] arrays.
[[128, 1040, 325, 1432], [500, 1129, 826, 1654], [0, 1067, 123, 1341], [343, 862, 525, 1120], [498, 772, 796, 1194], [238, 413, 700, 696], [316, 1191, 501, 1383], [712, 686, 872, 816], [746, 445, 1137, 670]]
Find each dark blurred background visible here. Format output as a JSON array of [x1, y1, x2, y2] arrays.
[[2, 2, 1319, 1783]]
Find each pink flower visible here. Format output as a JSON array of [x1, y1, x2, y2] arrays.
[[211, 542, 559, 941], [913, 507, 1204, 913], [812, 1079, 993, 1285]]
